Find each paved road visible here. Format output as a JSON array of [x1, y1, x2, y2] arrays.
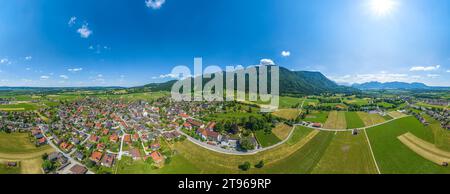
[[176, 98, 307, 156], [178, 105, 410, 156], [40, 126, 94, 174]]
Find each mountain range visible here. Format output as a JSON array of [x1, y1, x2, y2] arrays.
[[137, 66, 358, 95], [352, 81, 450, 90]]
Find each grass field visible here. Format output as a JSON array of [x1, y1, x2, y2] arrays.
[[312, 130, 378, 174], [387, 111, 406, 119], [357, 112, 386, 126], [324, 111, 347, 129], [345, 112, 365, 129], [303, 111, 328, 123], [422, 114, 450, 152], [272, 109, 300, 120], [171, 126, 319, 174], [0, 133, 51, 154], [366, 116, 450, 174], [255, 130, 281, 148], [398, 133, 450, 166], [0, 103, 39, 111], [0, 133, 54, 174], [272, 123, 293, 140], [416, 102, 449, 110], [344, 98, 370, 106], [115, 155, 200, 174], [0, 162, 21, 174]]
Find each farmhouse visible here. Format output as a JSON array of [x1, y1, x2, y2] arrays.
[[197, 128, 222, 142], [149, 151, 164, 164]]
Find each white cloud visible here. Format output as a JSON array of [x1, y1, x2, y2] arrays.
[[427, 74, 440, 78], [330, 72, 415, 84], [409, 65, 440, 71], [77, 24, 92, 38], [59, 75, 69, 79], [281, 51, 291, 57], [25, 56, 32, 61], [68, 68, 83, 72], [97, 74, 103, 77], [40, 76, 50, 80], [145, 0, 166, 9], [446, 70, 450, 73], [260, 59, 275, 66], [153, 73, 179, 79], [0, 58, 8, 64], [25, 68, 31, 71], [68, 16, 77, 26]]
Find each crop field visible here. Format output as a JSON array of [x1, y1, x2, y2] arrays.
[[0, 103, 40, 111], [272, 123, 293, 140], [255, 130, 282, 148], [366, 116, 450, 174], [303, 111, 328, 123], [344, 98, 370, 106], [171, 126, 319, 174], [312, 130, 378, 174], [387, 111, 406, 119], [304, 98, 320, 106], [271, 109, 300, 120], [398, 133, 450, 166], [357, 112, 386, 126], [345, 112, 365, 129], [115, 155, 200, 174], [323, 111, 347, 129]]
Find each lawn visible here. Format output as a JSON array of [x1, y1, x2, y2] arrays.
[[357, 112, 386, 126], [345, 112, 365, 129], [366, 116, 450, 174], [323, 111, 347, 129], [255, 130, 282, 148], [303, 111, 328, 123], [271, 109, 300, 120], [311, 130, 378, 174], [171, 126, 319, 174]]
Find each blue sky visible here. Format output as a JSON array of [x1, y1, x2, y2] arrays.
[[0, 0, 449, 87]]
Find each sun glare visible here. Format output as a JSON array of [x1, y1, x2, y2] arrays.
[[370, 0, 397, 17]]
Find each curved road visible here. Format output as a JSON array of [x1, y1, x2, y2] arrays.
[[178, 110, 410, 156]]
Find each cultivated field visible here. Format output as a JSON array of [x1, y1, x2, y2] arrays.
[[324, 111, 347, 129], [255, 130, 281, 148], [357, 112, 386, 126], [387, 111, 406, 119], [312, 130, 378, 174], [303, 111, 328, 123], [345, 112, 365, 129], [0, 133, 55, 174], [272, 123, 293, 140], [170, 126, 319, 174], [272, 109, 300, 120], [366, 117, 450, 174], [398, 133, 450, 166]]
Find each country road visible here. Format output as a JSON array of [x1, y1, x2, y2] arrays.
[[177, 102, 410, 156]]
